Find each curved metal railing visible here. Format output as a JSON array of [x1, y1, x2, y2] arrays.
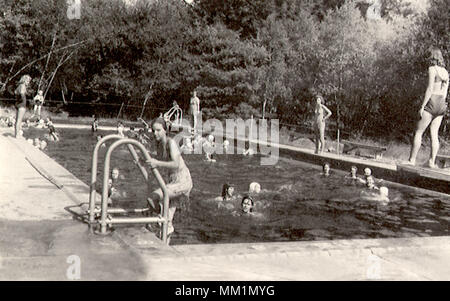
[[88, 134, 124, 226], [99, 138, 169, 243]]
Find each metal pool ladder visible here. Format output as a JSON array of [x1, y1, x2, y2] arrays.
[[88, 134, 170, 243]]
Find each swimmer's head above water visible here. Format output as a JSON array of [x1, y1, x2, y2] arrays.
[[379, 186, 389, 198], [222, 183, 235, 199], [249, 182, 261, 194], [364, 168, 372, 177], [111, 167, 120, 180], [323, 163, 330, 176], [241, 196, 254, 214], [366, 176, 376, 189], [350, 166, 358, 178]]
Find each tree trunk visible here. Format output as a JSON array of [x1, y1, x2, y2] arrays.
[[262, 99, 267, 120], [336, 98, 340, 155]]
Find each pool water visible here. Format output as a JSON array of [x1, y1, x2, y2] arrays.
[[26, 127, 450, 245]]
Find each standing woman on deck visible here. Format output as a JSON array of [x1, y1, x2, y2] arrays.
[[146, 117, 193, 238], [14, 74, 32, 138], [408, 48, 449, 168], [190, 90, 200, 133], [313, 94, 332, 154]]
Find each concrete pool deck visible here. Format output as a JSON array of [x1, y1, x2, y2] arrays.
[[0, 126, 449, 280]]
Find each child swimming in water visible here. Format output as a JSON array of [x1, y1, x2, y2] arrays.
[[240, 196, 254, 214], [345, 166, 363, 184], [248, 182, 261, 194], [216, 183, 238, 210], [247, 182, 271, 210], [359, 168, 383, 189], [232, 196, 264, 217], [322, 163, 331, 177], [348, 166, 358, 179], [107, 167, 126, 205]]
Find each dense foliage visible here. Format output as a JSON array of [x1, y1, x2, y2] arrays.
[[0, 0, 448, 139]]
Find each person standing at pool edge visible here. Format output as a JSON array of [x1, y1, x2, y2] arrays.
[[92, 115, 98, 132], [14, 74, 32, 138], [31, 90, 44, 120], [313, 94, 332, 154], [408, 48, 449, 168], [146, 117, 193, 239], [190, 90, 200, 134]]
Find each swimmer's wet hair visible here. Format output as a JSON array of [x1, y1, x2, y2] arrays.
[[222, 183, 234, 198], [151, 117, 168, 131], [241, 195, 254, 212], [323, 162, 330, 171]]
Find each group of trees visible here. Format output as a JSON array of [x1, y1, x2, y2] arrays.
[[0, 0, 448, 140]]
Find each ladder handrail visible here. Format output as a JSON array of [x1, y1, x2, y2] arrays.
[[164, 106, 183, 126], [100, 138, 170, 243], [89, 134, 124, 226]]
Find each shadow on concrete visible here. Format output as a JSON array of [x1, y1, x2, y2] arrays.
[[64, 203, 90, 225]]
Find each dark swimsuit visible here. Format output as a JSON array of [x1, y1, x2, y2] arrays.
[[48, 124, 56, 134], [424, 69, 448, 118], [15, 84, 27, 109]]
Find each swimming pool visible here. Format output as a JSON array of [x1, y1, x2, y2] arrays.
[[25, 127, 450, 245]]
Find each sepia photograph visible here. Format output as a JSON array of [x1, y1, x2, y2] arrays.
[[0, 0, 448, 287]]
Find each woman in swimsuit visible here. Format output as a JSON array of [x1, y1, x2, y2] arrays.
[[190, 90, 200, 133], [313, 95, 332, 154], [146, 117, 193, 237], [14, 75, 32, 138], [408, 48, 449, 168]]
